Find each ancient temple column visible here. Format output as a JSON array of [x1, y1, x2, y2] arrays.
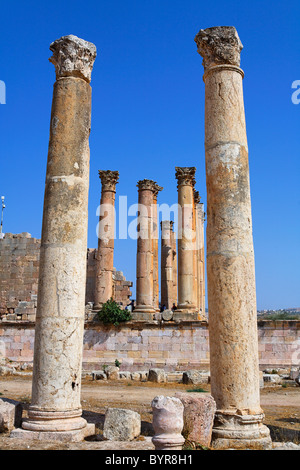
[[160, 221, 173, 310], [194, 192, 206, 319], [195, 26, 271, 449], [132, 180, 157, 321], [170, 223, 177, 307], [199, 203, 206, 316], [173, 167, 197, 321], [94, 170, 119, 309], [11, 35, 97, 441], [152, 184, 163, 311], [193, 190, 200, 313]]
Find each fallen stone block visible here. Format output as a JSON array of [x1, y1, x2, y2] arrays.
[[105, 366, 119, 380], [290, 367, 300, 380], [119, 371, 131, 380], [131, 372, 141, 381], [103, 408, 141, 441], [166, 372, 183, 383], [92, 370, 107, 381], [148, 368, 166, 383], [0, 398, 23, 433], [175, 392, 216, 447], [182, 370, 209, 385], [0, 366, 16, 376], [263, 374, 282, 384]]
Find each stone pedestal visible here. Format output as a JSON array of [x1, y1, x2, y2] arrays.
[[195, 26, 271, 449], [94, 170, 119, 309], [151, 396, 185, 450], [11, 35, 97, 442], [173, 167, 197, 321], [132, 180, 157, 321], [160, 221, 174, 310]]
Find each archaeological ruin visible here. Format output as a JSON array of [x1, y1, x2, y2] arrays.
[[0, 28, 299, 450]]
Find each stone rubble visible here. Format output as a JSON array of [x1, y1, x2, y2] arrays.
[[103, 408, 141, 441]]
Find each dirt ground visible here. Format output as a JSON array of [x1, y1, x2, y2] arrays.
[[0, 374, 299, 450]]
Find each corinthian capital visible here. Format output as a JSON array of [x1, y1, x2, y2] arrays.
[[175, 167, 196, 187], [194, 26, 243, 71], [99, 170, 119, 192], [49, 35, 97, 83], [193, 190, 201, 204], [137, 179, 158, 192], [153, 183, 163, 200]]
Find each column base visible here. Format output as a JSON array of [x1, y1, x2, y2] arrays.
[[10, 407, 96, 442], [152, 434, 185, 450], [211, 411, 272, 450], [131, 306, 156, 321], [10, 422, 95, 443]]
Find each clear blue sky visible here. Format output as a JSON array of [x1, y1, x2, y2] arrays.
[[0, 0, 299, 310]]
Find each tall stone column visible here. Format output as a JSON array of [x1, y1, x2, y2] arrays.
[[199, 202, 206, 317], [170, 223, 177, 307], [194, 191, 206, 319], [173, 167, 197, 321], [12, 35, 97, 441], [192, 192, 198, 312], [160, 221, 173, 310], [94, 170, 119, 309], [152, 184, 163, 311], [132, 180, 157, 321], [195, 26, 271, 449]]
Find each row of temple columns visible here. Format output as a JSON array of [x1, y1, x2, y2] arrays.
[[13, 28, 272, 449], [93, 170, 206, 321]]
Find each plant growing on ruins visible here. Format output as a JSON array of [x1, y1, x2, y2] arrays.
[[115, 359, 121, 368], [97, 298, 132, 326]]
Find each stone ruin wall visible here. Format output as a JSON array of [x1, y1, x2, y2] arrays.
[[0, 320, 299, 372], [0, 233, 132, 322], [0, 234, 299, 372]]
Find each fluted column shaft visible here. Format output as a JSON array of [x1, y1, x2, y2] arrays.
[[152, 185, 162, 311], [132, 180, 157, 321], [195, 26, 271, 449], [160, 221, 173, 310], [170, 225, 177, 307], [173, 167, 197, 321], [94, 170, 119, 309]]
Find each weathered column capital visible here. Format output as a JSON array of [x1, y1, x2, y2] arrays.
[[194, 26, 243, 73], [137, 179, 158, 192], [99, 170, 119, 192], [49, 35, 97, 83], [175, 167, 196, 188], [153, 183, 163, 200], [193, 189, 201, 204]]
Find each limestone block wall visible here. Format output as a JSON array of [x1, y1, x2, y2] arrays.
[[0, 233, 40, 321], [0, 320, 298, 371], [0, 234, 132, 321], [258, 320, 299, 368]]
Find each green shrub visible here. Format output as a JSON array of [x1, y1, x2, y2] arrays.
[[97, 298, 132, 326]]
